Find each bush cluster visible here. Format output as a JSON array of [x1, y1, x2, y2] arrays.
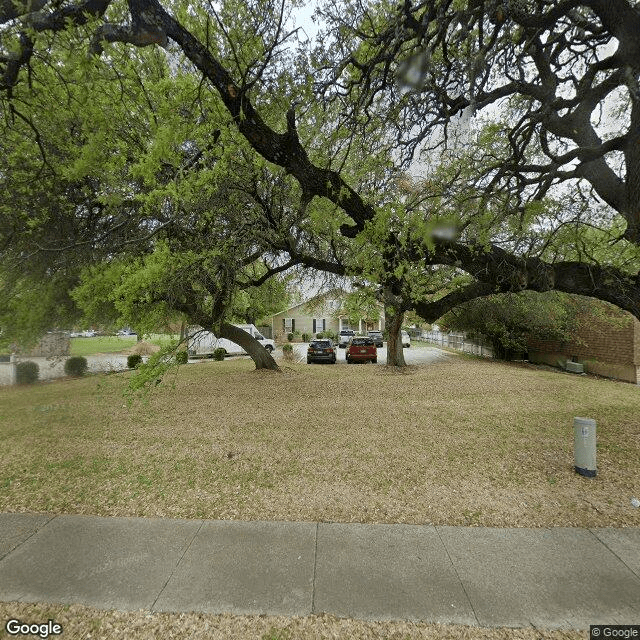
[[127, 354, 143, 369], [175, 350, 188, 364], [213, 347, 226, 361], [301, 332, 310, 342], [282, 343, 294, 361], [16, 361, 39, 384], [287, 332, 294, 342], [322, 330, 339, 341], [438, 291, 588, 361], [64, 356, 88, 377]]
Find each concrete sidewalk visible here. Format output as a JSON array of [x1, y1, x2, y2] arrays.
[[0, 513, 639, 629]]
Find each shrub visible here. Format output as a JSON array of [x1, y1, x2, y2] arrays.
[[287, 332, 294, 342], [282, 343, 294, 361], [127, 354, 143, 369], [16, 361, 39, 384], [438, 291, 580, 361], [213, 347, 226, 361], [175, 350, 188, 364], [315, 332, 325, 339], [301, 332, 310, 342], [64, 356, 88, 377]]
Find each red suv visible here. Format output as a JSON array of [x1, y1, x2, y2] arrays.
[[346, 336, 377, 364]]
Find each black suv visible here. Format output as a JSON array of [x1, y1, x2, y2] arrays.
[[367, 330, 384, 347], [307, 339, 337, 364], [338, 329, 356, 348]]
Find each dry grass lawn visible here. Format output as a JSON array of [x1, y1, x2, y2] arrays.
[[0, 355, 638, 527], [0, 602, 587, 640], [1, 355, 635, 639]]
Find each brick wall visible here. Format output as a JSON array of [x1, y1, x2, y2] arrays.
[[527, 308, 640, 384]]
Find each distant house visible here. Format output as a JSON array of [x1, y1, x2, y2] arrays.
[[270, 290, 385, 340], [527, 306, 640, 384]]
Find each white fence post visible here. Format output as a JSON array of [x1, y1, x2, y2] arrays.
[[9, 354, 17, 385]]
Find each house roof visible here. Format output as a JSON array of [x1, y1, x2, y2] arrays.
[[273, 288, 347, 316]]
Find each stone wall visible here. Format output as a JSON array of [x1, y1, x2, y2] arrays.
[[22, 332, 71, 357]]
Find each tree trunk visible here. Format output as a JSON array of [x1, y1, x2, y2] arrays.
[[385, 304, 406, 367], [218, 322, 280, 371]]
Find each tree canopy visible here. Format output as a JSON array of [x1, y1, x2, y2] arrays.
[[2, 0, 640, 368], [438, 290, 590, 360]]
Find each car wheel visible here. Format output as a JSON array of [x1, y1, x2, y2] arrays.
[[372, 358, 377, 364], [307, 359, 311, 364], [265, 345, 274, 352]]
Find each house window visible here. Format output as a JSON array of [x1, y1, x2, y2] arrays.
[[313, 318, 326, 333], [283, 318, 295, 333]]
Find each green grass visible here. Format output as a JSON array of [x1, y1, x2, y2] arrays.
[[70, 336, 136, 356], [69, 334, 179, 356], [0, 356, 638, 527], [147, 333, 181, 347]]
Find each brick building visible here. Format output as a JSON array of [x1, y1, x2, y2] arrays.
[[527, 307, 640, 384]]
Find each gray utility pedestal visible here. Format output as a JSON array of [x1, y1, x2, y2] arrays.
[[574, 417, 596, 477]]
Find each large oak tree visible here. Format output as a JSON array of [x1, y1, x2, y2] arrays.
[[2, 0, 640, 367]]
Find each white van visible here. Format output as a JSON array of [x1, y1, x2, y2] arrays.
[[187, 324, 275, 357]]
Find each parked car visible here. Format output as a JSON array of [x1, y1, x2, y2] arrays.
[[338, 329, 356, 348], [118, 328, 136, 336], [307, 339, 337, 364], [346, 336, 377, 364], [401, 330, 411, 348], [82, 330, 97, 338], [367, 330, 384, 347]]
